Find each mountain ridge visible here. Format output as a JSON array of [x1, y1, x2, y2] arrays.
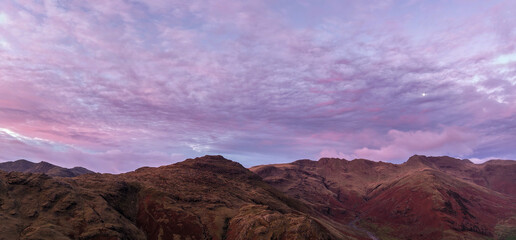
[[0, 155, 366, 240], [0, 155, 514, 239]]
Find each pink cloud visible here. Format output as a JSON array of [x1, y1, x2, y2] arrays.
[[0, 0, 515, 171], [351, 127, 478, 162]]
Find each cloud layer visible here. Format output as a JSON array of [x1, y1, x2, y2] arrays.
[[1, 0, 515, 172]]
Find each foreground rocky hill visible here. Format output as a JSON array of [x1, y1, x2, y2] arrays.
[[1, 155, 514, 239], [0, 159, 93, 177], [0, 156, 365, 240], [251, 155, 516, 240]]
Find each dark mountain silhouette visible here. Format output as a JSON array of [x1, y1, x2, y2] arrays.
[[0, 159, 94, 177]]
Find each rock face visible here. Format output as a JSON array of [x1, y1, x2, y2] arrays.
[[0, 159, 94, 177], [0, 155, 364, 240], [251, 155, 516, 240]]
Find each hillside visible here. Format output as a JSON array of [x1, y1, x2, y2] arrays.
[[0, 155, 514, 239], [0, 155, 366, 240], [250, 155, 516, 239]]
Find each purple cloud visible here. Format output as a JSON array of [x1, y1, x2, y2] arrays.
[[0, 0, 515, 172]]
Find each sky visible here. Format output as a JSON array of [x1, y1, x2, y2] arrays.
[[0, 0, 515, 173]]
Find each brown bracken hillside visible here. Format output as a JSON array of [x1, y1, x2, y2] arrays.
[[251, 155, 516, 239], [0, 155, 365, 240], [0, 155, 515, 239]]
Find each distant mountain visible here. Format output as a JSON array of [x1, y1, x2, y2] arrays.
[[251, 155, 516, 240], [0, 159, 94, 177]]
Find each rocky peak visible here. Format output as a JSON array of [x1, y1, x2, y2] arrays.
[[317, 157, 349, 168], [32, 161, 58, 172], [350, 158, 376, 165], [406, 154, 429, 163], [405, 155, 472, 170], [0, 159, 34, 172], [176, 155, 255, 177], [290, 159, 317, 168], [181, 155, 239, 166], [14, 159, 32, 164]]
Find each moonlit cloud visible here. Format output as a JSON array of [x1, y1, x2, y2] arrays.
[[0, 0, 515, 172]]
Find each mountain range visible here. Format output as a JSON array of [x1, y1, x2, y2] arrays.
[[0, 155, 514, 240]]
